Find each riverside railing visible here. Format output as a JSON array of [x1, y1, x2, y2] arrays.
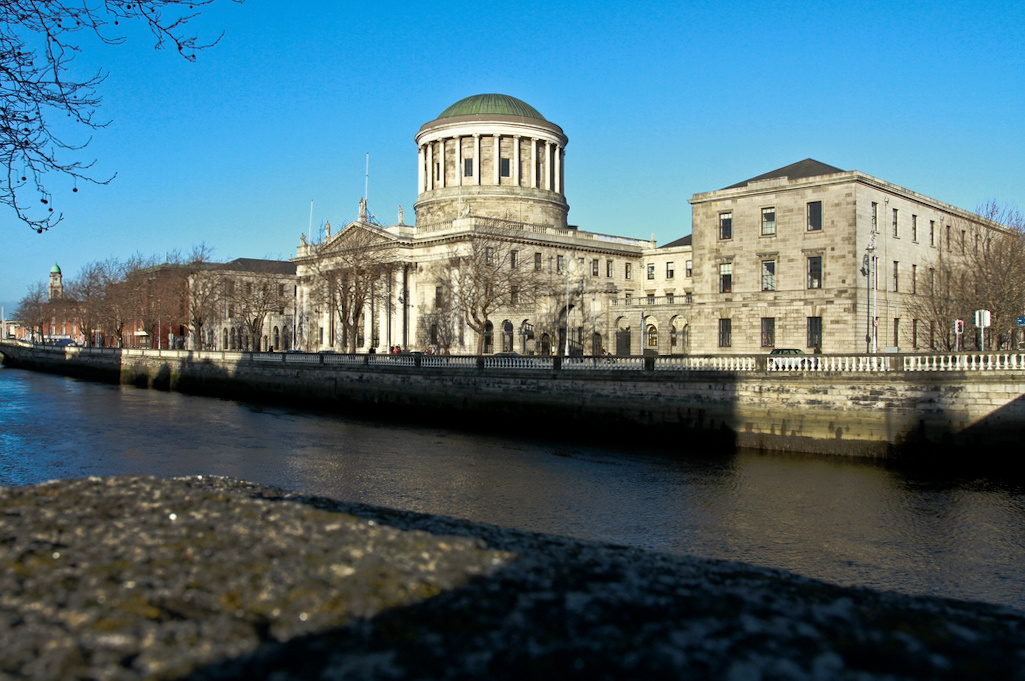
[[15, 344, 1025, 375]]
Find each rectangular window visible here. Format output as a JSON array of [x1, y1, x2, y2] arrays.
[[647, 293, 655, 304], [912, 318, 919, 349], [647, 263, 655, 280], [761, 259, 776, 291], [807, 256, 822, 289], [719, 212, 733, 240], [718, 318, 732, 347], [761, 207, 776, 236], [556, 255, 565, 274], [807, 201, 822, 231], [485, 247, 494, 265], [761, 317, 775, 348], [591, 259, 599, 277], [892, 261, 899, 292], [534, 252, 542, 271], [499, 158, 511, 177], [911, 264, 917, 294], [892, 208, 899, 238], [464, 158, 473, 177], [606, 260, 613, 277], [946, 224, 951, 249], [912, 215, 918, 242], [807, 316, 822, 349], [625, 263, 632, 279], [719, 262, 732, 293], [930, 220, 935, 246], [893, 318, 900, 347], [510, 285, 519, 306], [666, 262, 675, 279], [435, 286, 443, 308], [685, 260, 692, 277], [871, 202, 878, 233], [510, 250, 518, 268], [666, 292, 674, 304]]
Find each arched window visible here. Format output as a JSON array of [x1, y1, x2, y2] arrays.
[[273, 327, 280, 350], [230, 328, 236, 350], [540, 333, 551, 356], [223, 328, 228, 350], [592, 332, 603, 355], [483, 320, 494, 354], [670, 322, 678, 352], [646, 324, 658, 348], [282, 326, 290, 351]]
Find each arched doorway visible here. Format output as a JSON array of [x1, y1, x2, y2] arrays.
[[615, 316, 631, 356], [646, 323, 658, 354], [483, 320, 494, 354], [540, 332, 551, 356], [501, 320, 514, 352], [592, 332, 603, 355]]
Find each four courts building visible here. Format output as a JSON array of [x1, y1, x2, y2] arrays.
[[290, 94, 1007, 356]]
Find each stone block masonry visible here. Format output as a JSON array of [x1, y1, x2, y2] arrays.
[[3, 343, 1024, 459]]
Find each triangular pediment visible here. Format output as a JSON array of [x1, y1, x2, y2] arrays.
[[318, 221, 400, 255]]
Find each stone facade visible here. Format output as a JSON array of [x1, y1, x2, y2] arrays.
[[288, 96, 1009, 357]]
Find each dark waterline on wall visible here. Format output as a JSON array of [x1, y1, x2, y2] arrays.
[[2, 365, 1024, 611]]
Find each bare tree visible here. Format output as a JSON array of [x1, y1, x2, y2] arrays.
[[65, 261, 108, 346], [1, 0, 239, 232], [904, 203, 1025, 350], [219, 261, 294, 352], [308, 225, 398, 353], [168, 244, 218, 350], [13, 282, 48, 342], [443, 221, 550, 354]]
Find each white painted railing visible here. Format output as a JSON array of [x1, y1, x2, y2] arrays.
[[11, 342, 1025, 375]]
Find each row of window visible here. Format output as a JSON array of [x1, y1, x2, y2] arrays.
[[718, 202, 821, 240], [718, 256, 823, 293], [505, 251, 694, 281], [718, 317, 823, 349]]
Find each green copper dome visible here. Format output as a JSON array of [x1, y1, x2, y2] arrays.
[[50, 263, 61, 274], [437, 94, 545, 121]]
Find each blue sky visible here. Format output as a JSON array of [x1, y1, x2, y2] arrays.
[[2, 0, 1023, 313]]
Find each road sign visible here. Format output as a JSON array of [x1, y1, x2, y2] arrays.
[[1018, 317, 1025, 327]]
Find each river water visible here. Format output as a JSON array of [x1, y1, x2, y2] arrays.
[[2, 365, 1024, 610]]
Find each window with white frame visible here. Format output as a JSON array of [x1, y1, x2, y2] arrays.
[[761, 207, 776, 236], [807, 256, 822, 289], [761, 260, 776, 291], [719, 212, 732, 240], [719, 262, 732, 293], [718, 318, 732, 347]]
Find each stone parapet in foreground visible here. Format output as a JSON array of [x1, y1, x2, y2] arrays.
[[1, 476, 1024, 680]]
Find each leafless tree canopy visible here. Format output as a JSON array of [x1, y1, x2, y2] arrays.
[[1, 0, 239, 232], [905, 202, 1025, 350], [307, 226, 398, 353], [440, 221, 551, 354]]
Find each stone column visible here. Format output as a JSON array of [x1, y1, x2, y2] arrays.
[[513, 135, 521, 186], [493, 135, 500, 185], [473, 134, 481, 186], [455, 135, 462, 187], [417, 146, 425, 194], [545, 142, 552, 191], [533, 137, 541, 187], [438, 139, 445, 189], [426, 143, 434, 191], [555, 145, 562, 194]]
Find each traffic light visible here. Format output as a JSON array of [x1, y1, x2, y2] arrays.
[[955, 319, 964, 334]]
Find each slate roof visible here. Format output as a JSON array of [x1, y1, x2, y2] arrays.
[[661, 234, 692, 249], [723, 159, 845, 190], [216, 258, 296, 275]]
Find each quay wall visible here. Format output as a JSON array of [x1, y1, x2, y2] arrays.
[[3, 343, 1024, 459]]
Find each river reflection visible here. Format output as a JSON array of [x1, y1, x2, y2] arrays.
[[2, 365, 1023, 609]]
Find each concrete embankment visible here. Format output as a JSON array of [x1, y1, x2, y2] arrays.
[[2, 475, 1024, 680], [3, 343, 1025, 459]]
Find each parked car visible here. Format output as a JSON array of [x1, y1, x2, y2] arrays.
[[768, 348, 811, 370]]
